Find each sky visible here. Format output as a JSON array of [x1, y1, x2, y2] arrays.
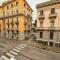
[[0, 0, 49, 22], [27, 0, 49, 22]]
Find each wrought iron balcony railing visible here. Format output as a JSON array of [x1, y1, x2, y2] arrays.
[[24, 22, 27, 25], [0, 10, 32, 19], [6, 22, 10, 25], [7, 28, 10, 31], [0, 10, 24, 19], [35, 27, 60, 31], [15, 29, 19, 31], [10, 22, 14, 25], [11, 28, 14, 31]]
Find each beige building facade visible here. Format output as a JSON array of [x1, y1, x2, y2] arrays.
[[36, 0, 60, 47]]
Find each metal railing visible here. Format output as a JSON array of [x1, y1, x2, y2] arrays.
[[35, 27, 60, 30], [0, 10, 32, 19]]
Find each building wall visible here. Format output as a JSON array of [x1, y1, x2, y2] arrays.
[[0, 0, 32, 39], [37, 4, 60, 28], [36, 3, 60, 47]]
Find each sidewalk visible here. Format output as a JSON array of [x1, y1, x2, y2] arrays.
[[26, 39, 60, 54]]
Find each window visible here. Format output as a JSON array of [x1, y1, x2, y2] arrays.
[[0, 23, 1, 34], [40, 10, 44, 15], [16, 2, 18, 11], [7, 6, 9, 10], [55, 43, 59, 47], [14, 4, 15, 6], [16, 16, 18, 28], [50, 42, 53, 46], [44, 42, 48, 45], [24, 3, 26, 7], [16, 10, 18, 14], [24, 3, 26, 11], [11, 17, 13, 28], [34, 20, 37, 27], [7, 6, 9, 16], [51, 8, 55, 14], [40, 32, 43, 38], [16, 30, 19, 36], [50, 22, 54, 28], [16, 2, 18, 6], [7, 12, 9, 16], [12, 11, 13, 15], [8, 18, 9, 28], [27, 7, 29, 11], [8, 30, 9, 37], [50, 20, 54, 28], [3, 11, 5, 16], [40, 22, 43, 27], [50, 32, 54, 40], [28, 9, 30, 12], [11, 4, 13, 8], [12, 34, 14, 38]]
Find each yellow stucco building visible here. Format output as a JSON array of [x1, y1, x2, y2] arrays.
[[0, 0, 33, 39]]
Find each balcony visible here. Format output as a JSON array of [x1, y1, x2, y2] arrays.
[[48, 27, 56, 31], [35, 27, 60, 31], [0, 9, 32, 19], [39, 15, 45, 19], [6, 22, 10, 25], [24, 22, 27, 25], [7, 28, 10, 31], [11, 28, 14, 31], [28, 28, 31, 31], [25, 28, 31, 31], [35, 27, 45, 31], [49, 13, 57, 18], [26, 12, 32, 17], [10, 22, 14, 25], [0, 10, 31, 19], [6, 22, 8, 25], [0, 10, 24, 19], [15, 29, 19, 31], [24, 29, 28, 31], [24, 28, 31, 31]]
